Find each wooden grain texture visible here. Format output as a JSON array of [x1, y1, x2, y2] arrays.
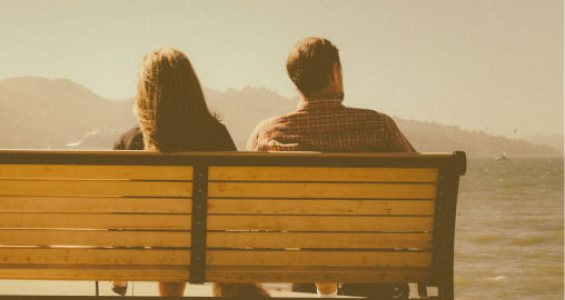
[[208, 182, 436, 199], [0, 248, 190, 265], [0, 164, 193, 180], [206, 232, 432, 249], [207, 250, 431, 268], [0, 197, 192, 213], [206, 266, 431, 283], [0, 229, 191, 248], [0, 213, 191, 230], [0, 150, 464, 286], [208, 215, 433, 232], [208, 199, 434, 215], [0, 265, 190, 281], [209, 166, 438, 182], [0, 180, 192, 198]]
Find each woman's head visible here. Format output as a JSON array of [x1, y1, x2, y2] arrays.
[[136, 47, 212, 152]]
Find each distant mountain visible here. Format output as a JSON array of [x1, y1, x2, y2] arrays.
[[204, 86, 297, 149], [395, 119, 563, 158], [0, 77, 135, 149], [521, 134, 564, 152], [0, 77, 562, 157]]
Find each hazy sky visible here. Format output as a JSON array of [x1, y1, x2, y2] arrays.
[[1, 0, 563, 138]]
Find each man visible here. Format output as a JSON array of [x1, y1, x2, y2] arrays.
[[247, 37, 414, 299], [247, 37, 414, 153]]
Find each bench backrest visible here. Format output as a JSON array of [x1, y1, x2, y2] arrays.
[[0, 150, 466, 286]]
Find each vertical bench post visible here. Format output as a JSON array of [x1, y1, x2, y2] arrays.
[[190, 164, 209, 284], [433, 168, 460, 300]]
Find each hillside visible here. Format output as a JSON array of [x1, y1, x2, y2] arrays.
[[0, 77, 134, 149], [395, 119, 562, 157], [522, 133, 564, 152], [205, 87, 297, 149], [0, 77, 562, 157]]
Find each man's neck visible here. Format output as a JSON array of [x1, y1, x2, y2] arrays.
[[302, 90, 344, 102]]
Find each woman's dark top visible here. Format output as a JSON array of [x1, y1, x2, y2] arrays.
[[113, 126, 144, 150], [113, 118, 237, 151]]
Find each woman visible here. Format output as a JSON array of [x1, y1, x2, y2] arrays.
[[136, 47, 235, 153], [115, 47, 267, 297]]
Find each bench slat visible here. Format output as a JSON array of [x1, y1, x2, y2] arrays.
[[0, 249, 190, 265], [0, 230, 191, 248], [0, 265, 429, 283], [0, 180, 192, 198], [209, 167, 438, 182], [208, 215, 433, 232], [206, 266, 431, 283], [0, 197, 192, 213], [208, 182, 436, 199], [207, 232, 432, 249], [0, 265, 190, 281], [208, 199, 434, 215], [207, 250, 431, 267], [0, 213, 191, 230], [0, 164, 193, 180]]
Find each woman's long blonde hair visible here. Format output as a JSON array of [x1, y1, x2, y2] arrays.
[[136, 47, 213, 152]]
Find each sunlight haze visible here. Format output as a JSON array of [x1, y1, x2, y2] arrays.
[[0, 0, 562, 138]]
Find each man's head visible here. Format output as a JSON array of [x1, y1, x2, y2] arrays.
[[286, 37, 342, 98]]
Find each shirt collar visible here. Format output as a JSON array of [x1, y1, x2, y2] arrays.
[[297, 98, 344, 111]]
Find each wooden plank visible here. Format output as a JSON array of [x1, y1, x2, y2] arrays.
[[0, 197, 192, 213], [208, 199, 434, 215], [0, 248, 190, 266], [0, 180, 192, 198], [208, 215, 433, 232], [0, 164, 193, 180], [0, 149, 456, 159], [206, 266, 431, 283], [208, 182, 436, 199], [207, 250, 432, 268], [0, 213, 191, 230], [0, 265, 430, 283], [0, 151, 465, 175], [0, 265, 190, 281], [207, 232, 432, 249], [209, 166, 438, 182], [0, 230, 191, 248]]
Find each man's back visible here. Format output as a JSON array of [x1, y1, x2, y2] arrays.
[[247, 98, 414, 153]]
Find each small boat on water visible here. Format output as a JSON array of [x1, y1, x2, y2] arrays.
[[495, 152, 510, 161]]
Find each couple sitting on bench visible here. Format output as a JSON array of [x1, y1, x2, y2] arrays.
[[112, 37, 415, 299]]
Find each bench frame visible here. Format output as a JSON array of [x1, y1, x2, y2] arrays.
[[0, 150, 466, 299]]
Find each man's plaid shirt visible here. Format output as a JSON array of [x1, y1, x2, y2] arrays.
[[246, 98, 415, 153]]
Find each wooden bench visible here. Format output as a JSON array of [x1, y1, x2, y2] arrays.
[[0, 150, 466, 300]]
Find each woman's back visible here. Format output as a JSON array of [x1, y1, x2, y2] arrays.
[[171, 115, 236, 151], [114, 117, 236, 152]]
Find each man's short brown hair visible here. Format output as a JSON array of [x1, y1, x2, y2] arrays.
[[286, 38, 340, 96]]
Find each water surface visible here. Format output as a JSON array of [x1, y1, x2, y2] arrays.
[[455, 158, 564, 300]]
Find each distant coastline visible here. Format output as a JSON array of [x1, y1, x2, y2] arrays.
[[0, 77, 563, 157]]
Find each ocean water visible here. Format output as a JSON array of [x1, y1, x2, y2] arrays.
[[455, 158, 564, 300]]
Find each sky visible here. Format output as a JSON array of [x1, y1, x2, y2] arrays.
[[0, 0, 563, 138]]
